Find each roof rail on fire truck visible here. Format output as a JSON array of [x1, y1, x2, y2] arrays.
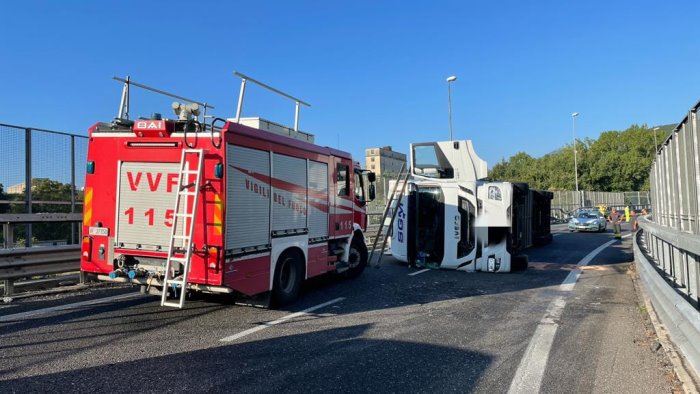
[[233, 71, 310, 132], [113, 76, 215, 122]]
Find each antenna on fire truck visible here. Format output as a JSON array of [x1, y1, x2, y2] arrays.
[[233, 71, 311, 131], [113, 76, 214, 122]]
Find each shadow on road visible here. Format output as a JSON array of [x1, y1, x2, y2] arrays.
[[0, 324, 493, 393]]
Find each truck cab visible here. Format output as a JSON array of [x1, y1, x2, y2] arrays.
[[391, 140, 548, 272]]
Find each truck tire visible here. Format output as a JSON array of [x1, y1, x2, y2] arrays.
[[344, 238, 368, 279], [511, 254, 528, 271], [272, 251, 303, 307]]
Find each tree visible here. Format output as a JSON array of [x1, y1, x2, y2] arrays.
[[587, 125, 657, 191], [488, 123, 665, 192], [0, 183, 7, 214], [10, 178, 75, 244]]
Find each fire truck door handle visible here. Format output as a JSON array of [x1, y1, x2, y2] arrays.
[[335, 223, 340, 230]]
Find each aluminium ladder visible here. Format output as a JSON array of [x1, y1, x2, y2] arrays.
[[161, 149, 204, 308], [368, 163, 409, 267]]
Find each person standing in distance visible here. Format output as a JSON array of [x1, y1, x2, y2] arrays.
[[608, 208, 622, 239]]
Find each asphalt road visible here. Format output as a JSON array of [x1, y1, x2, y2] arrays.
[[0, 223, 680, 393]]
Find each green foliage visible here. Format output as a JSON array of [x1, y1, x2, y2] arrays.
[[0, 183, 7, 214], [488, 124, 671, 191], [9, 178, 76, 244]]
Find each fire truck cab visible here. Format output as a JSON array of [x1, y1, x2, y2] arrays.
[[80, 74, 376, 307]]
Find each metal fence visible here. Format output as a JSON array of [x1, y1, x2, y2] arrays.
[[638, 100, 700, 376], [369, 173, 651, 223], [0, 123, 88, 248], [550, 190, 651, 213], [646, 101, 700, 310]]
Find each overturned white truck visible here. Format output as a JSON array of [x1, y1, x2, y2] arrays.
[[390, 140, 552, 272]]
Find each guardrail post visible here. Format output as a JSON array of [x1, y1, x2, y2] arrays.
[[2, 223, 12, 249], [3, 279, 14, 296], [25, 128, 32, 248]]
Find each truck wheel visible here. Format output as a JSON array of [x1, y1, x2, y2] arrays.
[[344, 238, 368, 279], [272, 251, 303, 307], [512, 255, 528, 271]]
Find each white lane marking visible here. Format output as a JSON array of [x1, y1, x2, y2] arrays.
[[560, 239, 616, 291], [507, 238, 618, 394], [408, 268, 431, 276], [552, 233, 563, 237], [220, 297, 345, 342], [0, 292, 144, 323]]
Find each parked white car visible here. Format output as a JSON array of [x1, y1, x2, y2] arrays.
[[568, 210, 607, 232]]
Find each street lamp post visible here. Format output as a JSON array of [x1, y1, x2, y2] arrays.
[[447, 76, 457, 141], [571, 112, 580, 195]]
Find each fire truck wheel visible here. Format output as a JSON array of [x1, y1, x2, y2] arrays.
[[344, 238, 368, 279], [272, 251, 303, 307]]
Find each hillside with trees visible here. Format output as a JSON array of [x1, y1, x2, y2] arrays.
[[488, 124, 674, 191]]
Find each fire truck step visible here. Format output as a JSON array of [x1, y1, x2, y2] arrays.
[[162, 301, 183, 308], [169, 257, 187, 262], [178, 191, 197, 196], [172, 235, 190, 239], [174, 213, 194, 218], [166, 279, 185, 287]]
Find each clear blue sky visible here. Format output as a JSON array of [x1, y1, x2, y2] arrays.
[[2, 1, 699, 169]]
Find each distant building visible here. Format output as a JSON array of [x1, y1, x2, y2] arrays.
[[6, 182, 26, 195], [5, 178, 52, 195], [365, 146, 407, 177]]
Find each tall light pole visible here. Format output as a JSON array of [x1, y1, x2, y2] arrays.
[[447, 76, 457, 141], [571, 112, 580, 198], [652, 126, 659, 154]]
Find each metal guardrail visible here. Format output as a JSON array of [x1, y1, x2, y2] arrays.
[[634, 223, 700, 375], [1, 213, 83, 249], [637, 216, 699, 309], [0, 245, 80, 296]]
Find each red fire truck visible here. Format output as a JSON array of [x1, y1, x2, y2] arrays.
[[80, 74, 376, 308]]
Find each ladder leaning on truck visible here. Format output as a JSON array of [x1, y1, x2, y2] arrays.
[[80, 73, 377, 308]]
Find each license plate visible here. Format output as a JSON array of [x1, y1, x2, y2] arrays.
[[89, 227, 110, 236]]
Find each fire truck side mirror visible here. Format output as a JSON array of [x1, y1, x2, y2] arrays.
[[368, 184, 376, 201], [367, 172, 376, 183]]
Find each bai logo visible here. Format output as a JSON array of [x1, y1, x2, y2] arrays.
[[396, 203, 406, 243], [135, 121, 163, 129]]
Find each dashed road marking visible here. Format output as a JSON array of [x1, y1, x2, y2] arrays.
[[0, 292, 145, 323], [220, 297, 345, 342]]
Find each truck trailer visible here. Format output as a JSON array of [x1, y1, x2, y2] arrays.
[[390, 140, 552, 272], [80, 74, 376, 308]]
